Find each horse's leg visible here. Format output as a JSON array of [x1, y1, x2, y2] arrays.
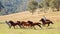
[[32, 26, 36, 30], [9, 25, 11, 28], [29, 25, 33, 29], [20, 25, 23, 28], [21, 24, 25, 29], [13, 26, 15, 29], [8, 25, 12, 28], [46, 24, 50, 29], [43, 24, 45, 27], [20, 25, 22, 28], [37, 25, 42, 29], [18, 25, 22, 28], [6, 22, 11, 28], [47, 23, 50, 27], [23, 25, 25, 28], [34, 27, 36, 29], [30, 25, 33, 29]]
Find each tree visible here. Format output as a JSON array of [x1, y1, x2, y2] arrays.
[[0, 1, 5, 12], [50, 0, 60, 11], [39, 0, 60, 11], [28, 0, 38, 14], [38, 0, 52, 13]]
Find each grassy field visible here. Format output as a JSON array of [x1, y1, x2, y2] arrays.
[[0, 11, 60, 34]]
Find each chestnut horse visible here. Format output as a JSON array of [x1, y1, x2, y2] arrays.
[[40, 18, 54, 27], [20, 21, 31, 28]]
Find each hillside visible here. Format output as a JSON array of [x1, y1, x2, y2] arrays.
[[0, 0, 42, 15], [0, 10, 60, 23]]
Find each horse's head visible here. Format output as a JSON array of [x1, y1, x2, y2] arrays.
[[21, 21, 26, 23], [17, 21, 21, 24], [17, 21, 20, 22], [40, 18, 44, 21], [27, 21, 31, 22]]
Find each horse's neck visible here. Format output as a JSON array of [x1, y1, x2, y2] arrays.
[[10, 22, 14, 24], [41, 20, 46, 23], [42, 19, 46, 21], [29, 22, 33, 24]]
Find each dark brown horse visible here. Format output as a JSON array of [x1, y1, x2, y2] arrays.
[[27, 21, 42, 29], [5, 20, 21, 28], [40, 18, 54, 27], [19, 21, 42, 29]]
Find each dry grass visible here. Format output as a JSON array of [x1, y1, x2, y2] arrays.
[[0, 10, 60, 34]]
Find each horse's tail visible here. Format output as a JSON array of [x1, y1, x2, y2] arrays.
[[50, 21, 54, 24], [5, 21, 10, 25], [5, 21, 11, 28], [5, 21, 9, 24]]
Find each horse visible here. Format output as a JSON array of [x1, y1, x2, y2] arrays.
[[40, 18, 54, 27], [15, 21, 42, 29], [27, 21, 42, 29], [20, 21, 31, 28], [5, 20, 21, 28]]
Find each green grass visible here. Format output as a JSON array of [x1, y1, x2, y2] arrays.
[[0, 22, 60, 34]]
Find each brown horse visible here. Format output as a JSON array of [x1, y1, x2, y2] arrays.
[[40, 18, 54, 27], [20, 21, 42, 29], [5, 20, 21, 28], [20, 21, 31, 28], [27, 21, 42, 29]]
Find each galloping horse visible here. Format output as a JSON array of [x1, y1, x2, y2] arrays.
[[20, 21, 31, 28], [27, 21, 42, 29], [40, 18, 54, 27], [5, 20, 21, 28], [19, 21, 42, 29], [5, 20, 42, 29]]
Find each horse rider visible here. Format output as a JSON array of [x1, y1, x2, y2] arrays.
[[42, 16, 47, 21]]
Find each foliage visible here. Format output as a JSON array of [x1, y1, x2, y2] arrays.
[[50, 0, 60, 11], [39, 0, 60, 11], [28, 0, 38, 14]]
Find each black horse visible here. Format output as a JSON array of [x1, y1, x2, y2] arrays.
[[40, 18, 54, 27], [5, 20, 21, 28]]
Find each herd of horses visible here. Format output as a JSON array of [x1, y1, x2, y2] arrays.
[[5, 18, 54, 29]]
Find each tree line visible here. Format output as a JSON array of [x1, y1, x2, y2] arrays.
[[27, 0, 60, 14]]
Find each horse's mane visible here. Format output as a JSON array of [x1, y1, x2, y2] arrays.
[[17, 21, 21, 24], [40, 18, 44, 21], [9, 20, 14, 24], [27, 21, 33, 24]]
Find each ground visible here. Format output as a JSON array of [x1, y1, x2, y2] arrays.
[[0, 11, 60, 34]]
